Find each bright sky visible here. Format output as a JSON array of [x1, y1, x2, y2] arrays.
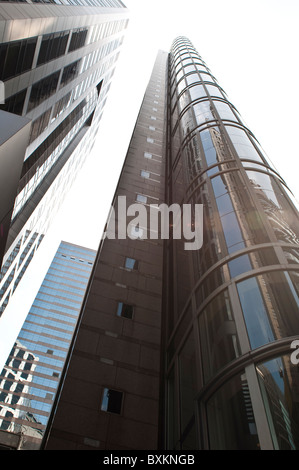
[[0, 0, 299, 368]]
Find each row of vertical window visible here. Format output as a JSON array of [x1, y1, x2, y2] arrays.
[[0, 28, 86, 82], [37, 31, 69, 66], [0, 15, 127, 83], [0, 37, 37, 81], [1, 35, 121, 116], [21, 92, 96, 187], [0, 0, 125, 6]]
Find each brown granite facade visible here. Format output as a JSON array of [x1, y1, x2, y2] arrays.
[[43, 51, 168, 450]]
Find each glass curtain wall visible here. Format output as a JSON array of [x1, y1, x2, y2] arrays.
[[0, 242, 96, 450], [164, 36, 299, 450]]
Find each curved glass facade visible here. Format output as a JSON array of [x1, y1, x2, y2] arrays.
[[164, 37, 299, 450]]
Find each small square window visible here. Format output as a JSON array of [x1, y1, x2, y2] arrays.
[[144, 152, 152, 159], [147, 137, 154, 143], [117, 302, 134, 319], [101, 388, 123, 414], [125, 257, 138, 270], [130, 226, 144, 239], [149, 125, 155, 131], [151, 116, 156, 120], [136, 194, 147, 203], [141, 170, 150, 178]]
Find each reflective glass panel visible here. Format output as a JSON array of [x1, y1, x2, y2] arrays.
[[206, 371, 260, 449], [237, 271, 299, 349], [246, 171, 299, 245], [226, 126, 264, 162], [221, 211, 245, 252], [256, 354, 299, 449], [179, 332, 197, 434], [189, 84, 206, 101], [194, 100, 214, 125], [206, 84, 224, 98], [167, 368, 179, 449], [199, 290, 240, 381], [214, 101, 238, 121], [200, 72, 214, 83], [186, 74, 199, 86]]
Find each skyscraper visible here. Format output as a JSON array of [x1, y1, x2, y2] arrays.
[[44, 37, 299, 450], [0, 241, 96, 450], [0, 0, 129, 316]]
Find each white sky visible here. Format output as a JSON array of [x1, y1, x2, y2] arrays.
[[0, 0, 299, 368]]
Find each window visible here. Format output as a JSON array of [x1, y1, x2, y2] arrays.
[[28, 71, 60, 111], [147, 137, 154, 143], [101, 388, 123, 414], [60, 60, 81, 89], [141, 170, 150, 178], [0, 37, 37, 81], [130, 226, 144, 239], [136, 194, 147, 203], [144, 152, 152, 159], [206, 371, 259, 449], [37, 31, 69, 66], [125, 257, 138, 270], [0, 88, 26, 115], [68, 28, 88, 52], [117, 302, 134, 319]]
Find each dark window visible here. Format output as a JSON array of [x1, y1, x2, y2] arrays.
[[52, 91, 72, 120], [1, 411, 13, 431], [0, 392, 8, 403], [68, 28, 88, 52], [60, 60, 81, 89], [0, 37, 37, 81], [28, 71, 60, 111], [101, 388, 123, 414], [21, 96, 89, 183], [37, 31, 69, 66], [29, 107, 52, 144], [117, 302, 134, 319], [0, 88, 27, 115]]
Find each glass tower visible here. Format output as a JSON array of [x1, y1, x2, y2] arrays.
[[164, 36, 299, 450], [0, 241, 96, 450], [0, 1, 129, 316], [44, 37, 299, 450]]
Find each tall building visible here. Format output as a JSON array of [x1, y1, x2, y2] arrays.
[[0, 0, 129, 316], [43, 37, 299, 450], [0, 241, 96, 450]]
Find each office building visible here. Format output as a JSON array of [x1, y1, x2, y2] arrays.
[[44, 37, 299, 450], [0, 241, 96, 450], [0, 0, 129, 316]]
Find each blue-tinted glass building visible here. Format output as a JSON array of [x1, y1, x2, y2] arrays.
[[0, 241, 96, 449]]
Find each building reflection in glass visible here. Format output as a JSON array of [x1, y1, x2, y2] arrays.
[[0, 242, 95, 449], [164, 36, 299, 449]]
